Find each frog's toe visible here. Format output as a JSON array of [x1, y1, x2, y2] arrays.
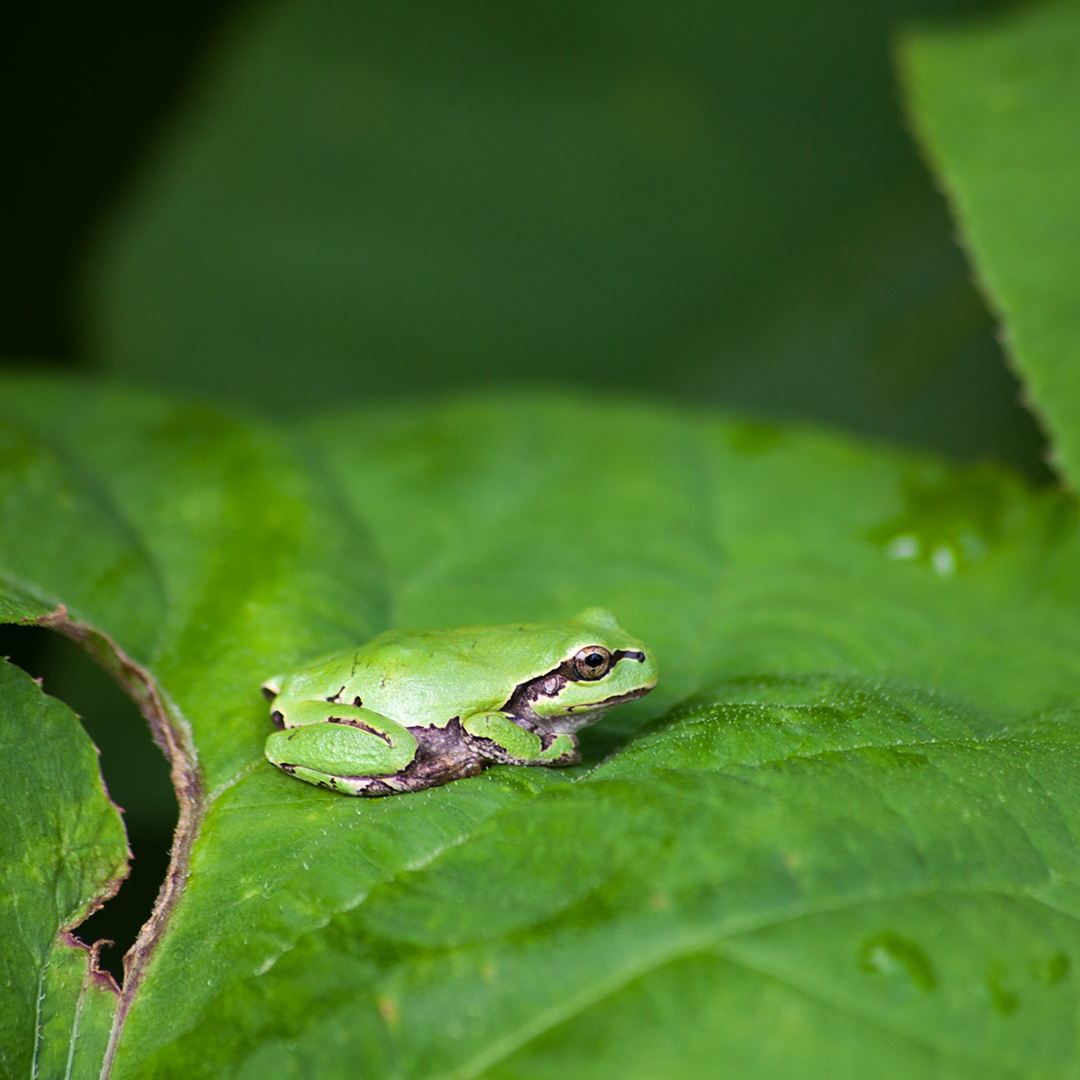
[[536, 732, 580, 766], [326, 774, 401, 797], [261, 677, 283, 702]]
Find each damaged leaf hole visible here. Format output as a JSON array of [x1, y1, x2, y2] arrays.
[[0, 624, 177, 982]]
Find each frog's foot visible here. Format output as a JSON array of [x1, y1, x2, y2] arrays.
[[533, 732, 580, 766], [462, 712, 580, 767], [265, 704, 418, 795]]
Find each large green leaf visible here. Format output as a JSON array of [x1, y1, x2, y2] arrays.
[[4, 381, 1080, 1076], [79, 0, 1049, 472], [0, 656, 127, 1080], [901, 0, 1080, 487]]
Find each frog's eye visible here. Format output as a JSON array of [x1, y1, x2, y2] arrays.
[[573, 646, 611, 680]]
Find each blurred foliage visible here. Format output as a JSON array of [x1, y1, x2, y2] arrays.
[[64, 0, 1045, 472], [902, 0, 1080, 487]]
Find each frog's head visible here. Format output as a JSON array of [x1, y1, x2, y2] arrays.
[[518, 607, 659, 732]]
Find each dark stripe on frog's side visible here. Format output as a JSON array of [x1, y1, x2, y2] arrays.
[[564, 684, 654, 712], [326, 715, 391, 744], [499, 648, 648, 720]]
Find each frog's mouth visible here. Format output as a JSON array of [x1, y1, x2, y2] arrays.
[[542, 681, 657, 731]]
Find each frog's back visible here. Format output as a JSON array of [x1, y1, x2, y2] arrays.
[[358, 624, 570, 725], [288, 624, 553, 728]]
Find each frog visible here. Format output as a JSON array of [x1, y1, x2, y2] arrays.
[[262, 607, 657, 796]]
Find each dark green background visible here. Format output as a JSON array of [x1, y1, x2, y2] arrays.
[[0, 0, 1048, 471]]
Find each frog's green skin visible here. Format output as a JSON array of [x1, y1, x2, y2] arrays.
[[263, 607, 657, 797]]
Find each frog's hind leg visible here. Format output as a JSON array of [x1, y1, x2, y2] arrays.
[[265, 703, 418, 796]]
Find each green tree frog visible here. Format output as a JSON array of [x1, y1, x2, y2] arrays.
[[263, 607, 657, 796]]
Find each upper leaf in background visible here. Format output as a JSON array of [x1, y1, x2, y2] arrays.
[[81, 0, 1046, 472], [901, 0, 1080, 488]]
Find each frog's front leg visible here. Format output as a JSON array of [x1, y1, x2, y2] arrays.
[[265, 701, 418, 795], [462, 711, 580, 766]]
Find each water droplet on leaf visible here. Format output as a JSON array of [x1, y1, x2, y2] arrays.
[[870, 466, 1011, 575], [884, 534, 920, 560], [930, 545, 956, 577], [858, 932, 936, 992], [986, 962, 1019, 1015], [1036, 952, 1069, 985]]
